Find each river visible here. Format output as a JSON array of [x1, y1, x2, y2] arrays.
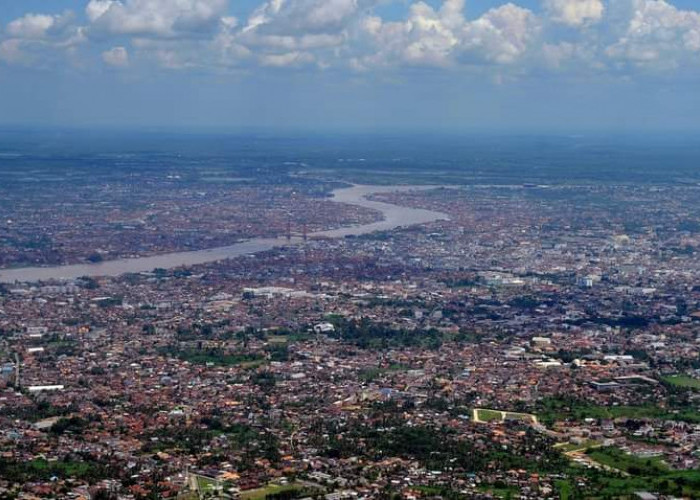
[[0, 185, 449, 284]]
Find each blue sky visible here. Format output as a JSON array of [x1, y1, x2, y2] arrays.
[[1, 0, 700, 132]]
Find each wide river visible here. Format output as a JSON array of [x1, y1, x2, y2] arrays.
[[0, 185, 449, 284]]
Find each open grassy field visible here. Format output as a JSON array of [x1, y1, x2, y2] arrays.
[[475, 409, 504, 422], [588, 447, 668, 476], [555, 460, 700, 499], [0, 458, 106, 482], [555, 440, 602, 453], [663, 374, 700, 390], [240, 483, 305, 500], [473, 408, 538, 425], [196, 475, 220, 493], [536, 397, 700, 425]]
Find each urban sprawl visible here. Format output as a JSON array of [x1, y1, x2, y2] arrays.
[[2, 171, 700, 500]]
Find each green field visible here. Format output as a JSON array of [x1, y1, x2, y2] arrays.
[[555, 440, 601, 453], [503, 411, 537, 423], [588, 447, 668, 476], [240, 483, 305, 500], [475, 408, 537, 424], [580, 447, 700, 497], [0, 458, 106, 482], [663, 375, 700, 390], [196, 475, 220, 493], [555, 460, 700, 499], [536, 397, 700, 425], [162, 347, 265, 367], [476, 409, 504, 422]]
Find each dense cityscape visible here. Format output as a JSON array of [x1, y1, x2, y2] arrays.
[[4, 0, 700, 496], [2, 137, 700, 499]]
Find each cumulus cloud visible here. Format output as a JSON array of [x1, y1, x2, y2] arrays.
[[354, 1, 464, 68], [86, 0, 229, 37], [1, 0, 700, 79], [7, 14, 57, 39], [244, 0, 365, 35], [604, 0, 700, 70], [0, 10, 84, 66], [461, 3, 539, 64], [544, 0, 604, 27], [354, 0, 538, 69], [102, 46, 129, 66], [86, 1, 117, 23], [235, 0, 371, 68], [6, 11, 77, 40]]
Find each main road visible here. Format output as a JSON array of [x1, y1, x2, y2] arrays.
[[0, 184, 450, 284]]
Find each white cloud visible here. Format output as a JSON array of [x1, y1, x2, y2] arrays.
[[0, 11, 84, 67], [356, 0, 538, 68], [86, 0, 229, 38], [544, 0, 604, 27], [6, 11, 76, 40], [605, 0, 700, 69], [401, 1, 462, 67], [244, 0, 364, 35], [102, 46, 129, 66], [355, 1, 463, 68], [7, 14, 56, 39], [2, 0, 700, 79], [86, 1, 118, 23], [461, 3, 539, 64], [235, 0, 367, 69], [212, 19, 252, 67]]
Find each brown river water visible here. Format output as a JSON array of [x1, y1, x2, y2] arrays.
[[0, 185, 450, 284]]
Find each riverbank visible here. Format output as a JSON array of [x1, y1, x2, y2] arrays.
[[0, 185, 449, 284]]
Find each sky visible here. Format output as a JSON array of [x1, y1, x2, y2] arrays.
[[1, 0, 700, 132]]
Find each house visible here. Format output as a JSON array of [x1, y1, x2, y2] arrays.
[[314, 323, 335, 334]]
